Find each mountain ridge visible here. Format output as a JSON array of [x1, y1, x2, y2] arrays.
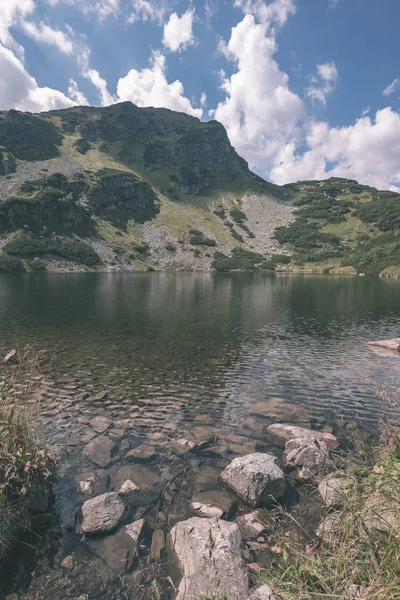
[[0, 102, 399, 276]]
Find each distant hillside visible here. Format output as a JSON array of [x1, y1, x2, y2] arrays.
[[0, 103, 399, 276]]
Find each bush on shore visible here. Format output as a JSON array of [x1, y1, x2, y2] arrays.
[[3, 234, 100, 266]]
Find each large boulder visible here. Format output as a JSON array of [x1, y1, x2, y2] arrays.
[[89, 519, 144, 575], [268, 424, 338, 451], [83, 436, 116, 468], [167, 517, 249, 600], [283, 439, 336, 484], [81, 492, 126, 535], [221, 453, 286, 508]]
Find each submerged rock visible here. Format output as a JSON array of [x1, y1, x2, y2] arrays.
[[221, 453, 286, 508], [126, 444, 156, 461], [83, 436, 116, 468], [283, 439, 336, 484], [119, 479, 139, 496], [90, 416, 112, 433], [78, 470, 110, 497], [367, 338, 400, 353], [235, 510, 277, 541], [89, 519, 144, 575], [191, 489, 236, 519], [248, 585, 278, 600], [151, 529, 166, 561], [167, 517, 249, 600], [81, 492, 126, 535], [268, 423, 339, 451], [191, 501, 223, 519], [250, 399, 309, 424]]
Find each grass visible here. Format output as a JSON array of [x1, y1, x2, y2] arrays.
[[257, 408, 400, 600], [0, 349, 53, 559]]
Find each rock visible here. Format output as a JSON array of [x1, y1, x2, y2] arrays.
[[78, 470, 109, 497], [316, 513, 342, 541], [363, 498, 400, 533], [283, 439, 336, 484], [119, 480, 139, 496], [221, 453, 286, 508], [248, 585, 278, 600], [250, 399, 309, 424], [235, 510, 276, 541], [367, 338, 400, 353], [81, 430, 97, 443], [4, 594, 19, 600], [109, 464, 161, 508], [83, 436, 116, 468], [268, 424, 339, 451], [89, 519, 144, 575], [193, 466, 223, 492], [108, 428, 126, 441], [90, 416, 113, 433], [172, 430, 219, 455], [172, 438, 196, 455], [191, 502, 223, 519], [95, 391, 108, 401], [81, 492, 126, 535], [61, 555, 74, 570], [167, 517, 249, 600], [318, 474, 350, 507], [126, 444, 156, 461], [151, 529, 165, 561], [347, 584, 367, 598]]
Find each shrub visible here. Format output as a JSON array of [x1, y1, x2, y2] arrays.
[[0, 254, 25, 273], [212, 248, 264, 271], [271, 254, 291, 264], [3, 235, 100, 266], [189, 229, 217, 247], [193, 249, 201, 257], [131, 241, 150, 256], [164, 242, 176, 252], [28, 259, 47, 271]]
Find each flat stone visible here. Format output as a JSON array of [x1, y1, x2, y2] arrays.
[[192, 490, 236, 517], [108, 428, 126, 441], [95, 391, 108, 401], [248, 585, 278, 600], [109, 465, 160, 508], [367, 338, 400, 353], [126, 444, 156, 461], [283, 439, 336, 484], [318, 474, 350, 507], [83, 436, 116, 468], [194, 466, 223, 492], [89, 519, 144, 575], [167, 517, 249, 600], [81, 492, 126, 535], [90, 416, 113, 433], [250, 399, 309, 424], [77, 470, 110, 497], [268, 424, 339, 451], [113, 419, 131, 429], [221, 453, 286, 508], [81, 430, 97, 443], [191, 502, 223, 519], [151, 529, 165, 561]]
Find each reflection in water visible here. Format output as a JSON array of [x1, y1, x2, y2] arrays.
[[1, 272, 400, 440]]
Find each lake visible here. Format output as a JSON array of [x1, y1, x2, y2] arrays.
[[1, 272, 400, 598]]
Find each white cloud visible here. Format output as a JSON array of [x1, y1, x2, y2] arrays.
[[383, 77, 400, 96], [0, 0, 35, 54], [200, 92, 207, 107], [307, 61, 338, 106], [116, 51, 202, 117], [163, 9, 195, 52], [21, 20, 74, 54], [84, 68, 116, 106], [269, 108, 400, 191], [0, 42, 74, 111], [213, 10, 304, 172], [68, 78, 89, 105], [129, 0, 169, 24], [47, 0, 120, 21], [234, 0, 296, 27], [328, 0, 341, 7]]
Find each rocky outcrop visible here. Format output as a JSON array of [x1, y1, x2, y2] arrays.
[[283, 439, 336, 483], [0, 151, 16, 176], [268, 424, 339, 451], [0, 109, 61, 160], [167, 517, 249, 600], [81, 492, 126, 535], [221, 453, 286, 508]]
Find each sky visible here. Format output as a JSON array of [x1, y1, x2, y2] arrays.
[[1, 0, 400, 191]]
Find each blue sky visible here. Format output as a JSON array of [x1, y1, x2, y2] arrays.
[[1, 0, 400, 190]]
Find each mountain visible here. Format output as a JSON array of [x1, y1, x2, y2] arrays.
[[0, 102, 399, 276]]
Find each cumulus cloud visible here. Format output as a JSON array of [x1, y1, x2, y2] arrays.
[[116, 51, 202, 117], [0, 42, 74, 111], [163, 9, 195, 52], [234, 0, 296, 27], [307, 61, 338, 106], [68, 78, 89, 105], [383, 77, 400, 96], [0, 0, 35, 54], [83, 68, 116, 106], [129, 0, 169, 24], [21, 20, 74, 54], [269, 108, 400, 191], [213, 8, 304, 172]]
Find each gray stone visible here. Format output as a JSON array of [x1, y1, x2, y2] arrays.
[[90, 416, 113, 433], [89, 519, 144, 575], [367, 338, 400, 353], [109, 464, 160, 508], [268, 423, 339, 451], [83, 436, 116, 468], [221, 453, 286, 508], [250, 399, 309, 424], [191, 490, 236, 518], [347, 584, 367, 598], [61, 555, 74, 570], [248, 585, 278, 600], [316, 513, 342, 541], [235, 510, 275, 541], [81, 492, 126, 535], [283, 439, 336, 484], [78, 470, 110, 497], [108, 428, 126, 441], [318, 475, 350, 507], [151, 529, 165, 561], [81, 430, 97, 443], [119, 479, 139, 496], [167, 517, 249, 600], [191, 502, 223, 519], [126, 444, 156, 461]]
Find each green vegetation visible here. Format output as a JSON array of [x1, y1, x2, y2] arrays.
[[0, 254, 25, 273], [0, 109, 61, 160], [212, 248, 266, 271], [189, 229, 217, 247], [271, 254, 291, 264], [164, 242, 176, 252], [278, 178, 400, 275], [4, 234, 100, 266], [229, 208, 255, 238], [260, 426, 400, 600]]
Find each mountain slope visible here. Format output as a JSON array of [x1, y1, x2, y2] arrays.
[[0, 103, 399, 276]]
